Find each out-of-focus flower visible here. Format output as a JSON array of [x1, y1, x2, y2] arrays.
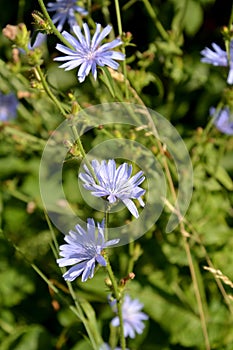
[[100, 343, 128, 350], [200, 41, 233, 84], [54, 23, 125, 82], [47, 0, 87, 32], [210, 106, 233, 135], [57, 218, 119, 282], [79, 159, 145, 218], [0, 92, 18, 121], [111, 294, 148, 338]]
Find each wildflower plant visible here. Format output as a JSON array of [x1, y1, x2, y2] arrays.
[[54, 22, 125, 82], [1, 1, 233, 350]]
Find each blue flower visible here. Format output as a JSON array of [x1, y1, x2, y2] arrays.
[[100, 343, 128, 350], [28, 32, 46, 50], [79, 159, 146, 218], [201, 40, 233, 84], [111, 294, 148, 339], [54, 23, 125, 82], [210, 106, 233, 135], [0, 92, 18, 122], [57, 218, 119, 282], [47, 0, 87, 32]]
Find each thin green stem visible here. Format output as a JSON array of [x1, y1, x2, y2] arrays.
[[105, 256, 126, 350], [133, 99, 210, 347], [17, 0, 26, 23], [43, 214, 99, 350], [32, 262, 98, 349], [37, 0, 74, 49], [127, 240, 135, 274], [44, 210, 60, 255], [114, 0, 129, 100], [182, 234, 210, 350], [71, 125, 87, 160], [36, 64, 98, 189], [114, 0, 123, 35], [35, 65, 67, 116], [105, 207, 109, 242], [161, 157, 210, 349], [142, 0, 170, 41], [4, 125, 46, 148], [228, 2, 233, 29], [33, 261, 102, 350], [70, 124, 98, 184], [36, 65, 96, 185]]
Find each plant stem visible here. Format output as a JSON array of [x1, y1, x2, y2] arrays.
[[44, 212, 100, 350], [37, 0, 74, 49], [228, 1, 233, 29], [127, 240, 135, 274], [114, 0, 129, 100], [104, 254, 126, 350], [142, 0, 170, 41], [129, 88, 211, 348], [161, 156, 210, 349], [36, 65, 96, 184], [181, 227, 210, 350], [17, 0, 26, 23], [70, 124, 99, 184], [35, 65, 67, 116]]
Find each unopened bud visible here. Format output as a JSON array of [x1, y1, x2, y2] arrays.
[[71, 101, 80, 115], [32, 11, 53, 34], [3, 23, 30, 51], [3, 24, 19, 41], [104, 277, 113, 288]]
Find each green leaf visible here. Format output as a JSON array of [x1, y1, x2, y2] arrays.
[[214, 166, 233, 191], [183, 0, 203, 36], [99, 66, 117, 98], [0, 268, 35, 307], [0, 325, 52, 350]]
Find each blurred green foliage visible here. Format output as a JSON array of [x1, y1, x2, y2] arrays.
[[0, 0, 233, 349]]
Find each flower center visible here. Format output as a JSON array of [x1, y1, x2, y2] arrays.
[[86, 50, 96, 61]]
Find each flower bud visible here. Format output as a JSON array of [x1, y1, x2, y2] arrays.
[[3, 23, 30, 51], [32, 11, 53, 34]]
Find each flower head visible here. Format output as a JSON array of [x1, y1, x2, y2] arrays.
[[111, 294, 148, 339], [200, 40, 233, 84], [79, 159, 146, 218], [210, 106, 233, 135], [47, 0, 87, 32], [0, 92, 18, 121], [57, 218, 119, 282], [54, 23, 125, 82]]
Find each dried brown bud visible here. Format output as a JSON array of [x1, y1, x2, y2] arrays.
[[3, 24, 19, 41]]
